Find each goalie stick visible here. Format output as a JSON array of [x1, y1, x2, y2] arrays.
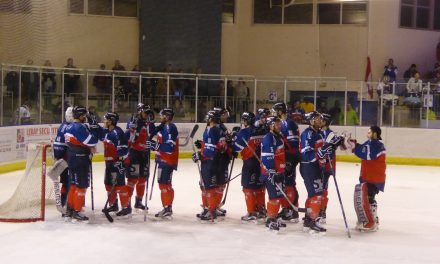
[[242, 138, 305, 213]]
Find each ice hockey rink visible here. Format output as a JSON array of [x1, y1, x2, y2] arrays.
[[0, 159, 439, 264]]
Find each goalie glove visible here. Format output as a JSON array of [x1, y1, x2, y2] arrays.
[[146, 140, 160, 151]]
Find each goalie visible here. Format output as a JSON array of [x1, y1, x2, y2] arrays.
[[349, 125, 386, 232]]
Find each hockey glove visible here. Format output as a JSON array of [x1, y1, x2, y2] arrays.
[[318, 144, 334, 159], [146, 140, 160, 151], [192, 152, 201, 163], [194, 139, 203, 149], [267, 169, 284, 184]]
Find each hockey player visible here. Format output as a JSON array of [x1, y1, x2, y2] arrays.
[[93, 112, 132, 217], [233, 112, 265, 221], [147, 108, 179, 218], [318, 113, 334, 223], [299, 111, 330, 233], [349, 125, 386, 232], [260, 116, 286, 231], [64, 106, 98, 221], [272, 102, 301, 223], [212, 106, 233, 217], [192, 110, 225, 221], [51, 106, 74, 215], [125, 103, 156, 211], [255, 108, 271, 129]]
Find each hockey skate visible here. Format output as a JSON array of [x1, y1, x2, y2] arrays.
[[241, 213, 258, 223], [116, 207, 132, 217], [215, 207, 226, 217], [199, 210, 217, 222], [265, 218, 281, 232], [318, 208, 327, 224], [71, 211, 89, 221], [307, 217, 327, 234], [278, 208, 299, 223], [62, 207, 73, 219], [154, 206, 173, 220], [196, 208, 209, 219], [134, 197, 146, 210]]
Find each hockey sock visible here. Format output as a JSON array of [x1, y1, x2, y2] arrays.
[[308, 196, 323, 220], [136, 177, 147, 198], [255, 188, 266, 212], [206, 189, 218, 212], [281, 186, 297, 209], [243, 188, 257, 214], [201, 189, 208, 208], [73, 188, 87, 212], [126, 178, 137, 197], [67, 185, 77, 209], [116, 186, 130, 208], [322, 190, 329, 210], [216, 185, 225, 206], [267, 199, 281, 219], [159, 184, 174, 207], [105, 184, 118, 205]]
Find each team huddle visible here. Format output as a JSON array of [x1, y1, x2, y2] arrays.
[[49, 101, 386, 234]]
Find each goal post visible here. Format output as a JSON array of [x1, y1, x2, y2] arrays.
[[0, 143, 55, 222]]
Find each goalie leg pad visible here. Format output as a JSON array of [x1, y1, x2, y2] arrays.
[[354, 183, 375, 227], [48, 159, 68, 181]]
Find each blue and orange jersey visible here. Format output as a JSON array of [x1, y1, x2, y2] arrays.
[[155, 123, 179, 169], [320, 128, 337, 169], [125, 116, 155, 151], [300, 127, 324, 163], [53, 122, 70, 160], [233, 126, 264, 160], [280, 118, 300, 155], [65, 122, 98, 154], [201, 125, 225, 160], [94, 126, 128, 162], [261, 132, 286, 175], [354, 139, 387, 191]]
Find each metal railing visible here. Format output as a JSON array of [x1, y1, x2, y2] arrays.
[[1, 63, 439, 128]]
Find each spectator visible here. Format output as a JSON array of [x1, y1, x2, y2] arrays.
[[174, 69, 187, 101], [300, 97, 315, 113], [339, 103, 359, 125], [21, 59, 39, 103], [42, 60, 57, 93], [4, 67, 19, 100], [15, 103, 32, 125], [127, 64, 140, 96], [383, 58, 398, 83], [93, 64, 111, 94], [317, 101, 328, 114], [290, 100, 305, 124], [236, 79, 250, 112], [112, 59, 126, 88], [226, 80, 234, 97], [329, 100, 342, 125], [403, 64, 417, 82], [404, 72, 423, 107], [63, 58, 80, 95], [174, 98, 185, 119], [377, 75, 392, 96]]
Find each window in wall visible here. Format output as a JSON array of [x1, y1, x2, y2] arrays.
[[342, 2, 367, 24], [69, 0, 137, 17], [88, 0, 112, 16], [223, 0, 235, 23], [254, 0, 282, 24], [284, 0, 313, 24], [399, 0, 440, 30], [0, 0, 32, 13], [318, 3, 340, 24]]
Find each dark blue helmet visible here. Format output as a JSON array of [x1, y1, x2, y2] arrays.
[[241, 112, 255, 125], [104, 112, 119, 125], [272, 102, 287, 114], [320, 113, 332, 126], [160, 108, 174, 121], [257, 108, 271, 118], [304, 111, 320, 124], [266, 116, 281, 127], [72, 105, 87, 119], [206, 110, 221, 123]]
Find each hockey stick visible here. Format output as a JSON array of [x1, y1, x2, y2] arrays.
[[90, 162, 94, 211], [242, 138, 305, 213], [103, 180, 117, 223], [226, 172, 241, 184], [189, 124, 202, 185], [149, 162, 157, 201], [220, 156, 235, 207], [328, 157, 351, 238]]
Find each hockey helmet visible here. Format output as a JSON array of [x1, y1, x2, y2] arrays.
[[241, 111, 256, 125], [159, 108, 174, 121], [137, 103, 146, 112], [257, 108, 271, 118], [206, 110, 221, 123], [272, 102, 287, 114], [266, 116, 281, 127], [320, 113, 332, 126], [104, 112, 119, 126], [370, 125, 382, 140], [65, 106, 74, 123], [72, 105, 88, 119], [304, 111, 320, 124], [213, 106, 227, 115]]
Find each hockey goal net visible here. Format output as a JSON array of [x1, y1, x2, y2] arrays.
[[0, 143, 55, 222]]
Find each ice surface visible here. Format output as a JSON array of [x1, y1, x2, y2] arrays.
[[0, 160, 439, 264]]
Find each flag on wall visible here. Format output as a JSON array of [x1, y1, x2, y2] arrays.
[[365, 56, 373, 99]]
